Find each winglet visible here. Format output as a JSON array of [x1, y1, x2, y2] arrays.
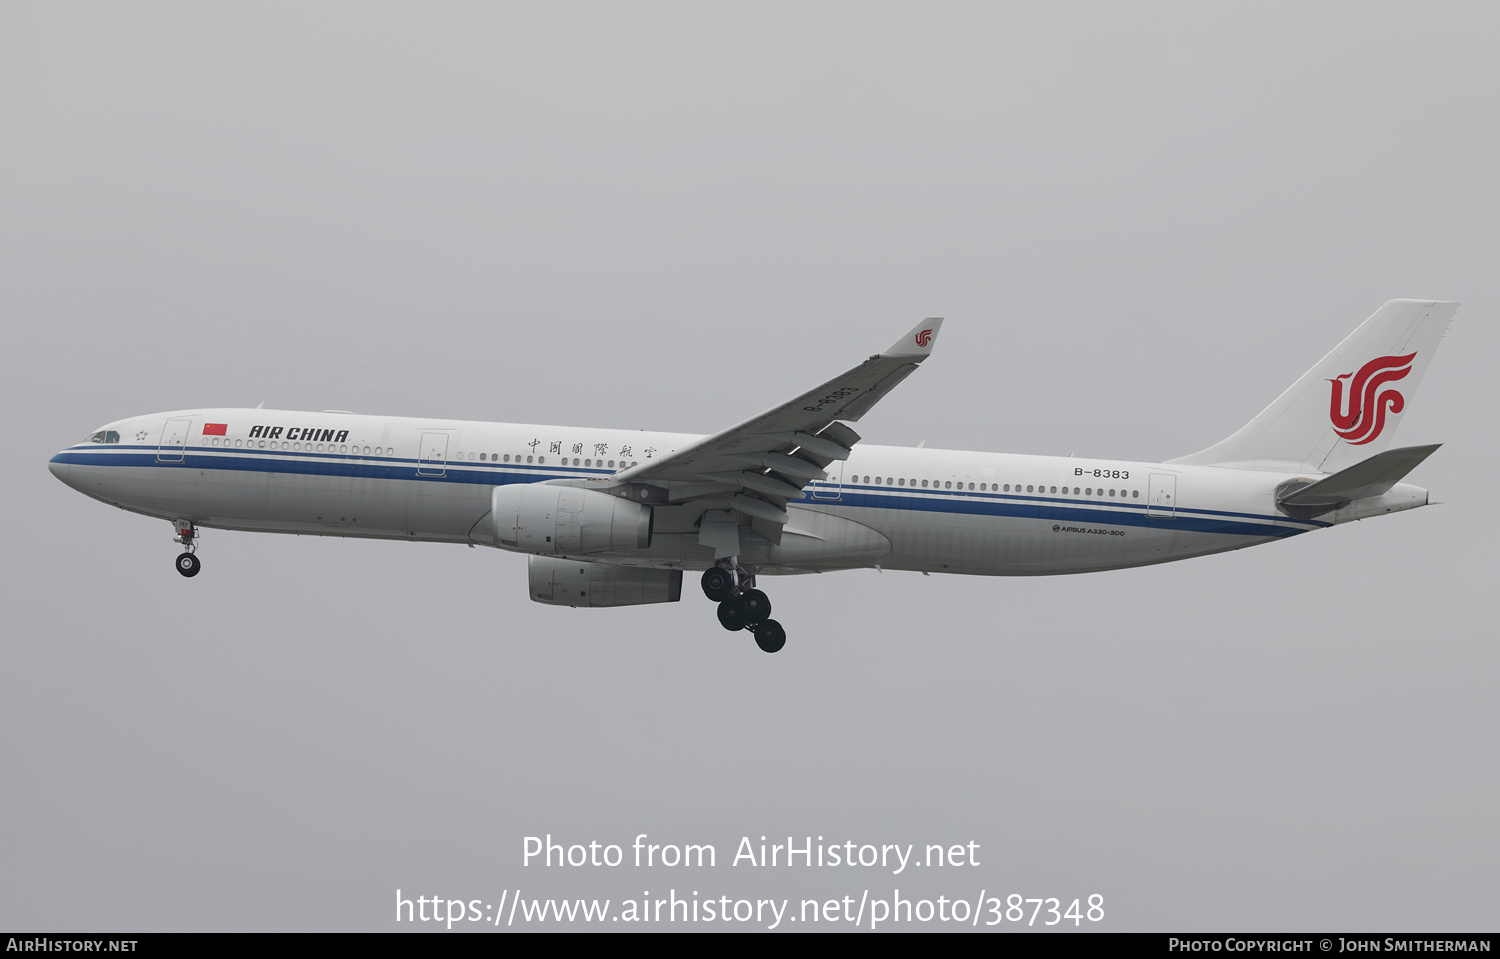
[[884, 317, 944, 357]]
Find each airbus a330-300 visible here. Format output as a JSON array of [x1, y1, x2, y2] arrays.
[[49, 300, 1456, 653]]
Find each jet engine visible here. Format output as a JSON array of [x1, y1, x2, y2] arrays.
[[492, 483, 653, 555], [528, 556, 682, 607]]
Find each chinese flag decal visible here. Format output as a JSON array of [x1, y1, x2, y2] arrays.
[[202, 423, 228, 436]]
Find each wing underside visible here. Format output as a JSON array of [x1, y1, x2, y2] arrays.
[[567, 317, 943, 554]]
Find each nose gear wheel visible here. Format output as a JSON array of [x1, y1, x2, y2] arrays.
[[172, 520, 201, 577]]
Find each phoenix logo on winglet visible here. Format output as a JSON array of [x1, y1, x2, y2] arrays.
[[1328, 352, 1416, 445]]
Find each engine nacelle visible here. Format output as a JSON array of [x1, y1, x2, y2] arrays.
[[492, 483, 653, 555], [528, 556, 682, 607]]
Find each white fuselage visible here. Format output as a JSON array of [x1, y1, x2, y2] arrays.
[[48, 408, 1429, 577]]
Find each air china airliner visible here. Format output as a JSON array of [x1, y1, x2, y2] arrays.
[[49, 300, 1455, 653]]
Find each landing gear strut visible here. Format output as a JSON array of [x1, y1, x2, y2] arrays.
[[173, 520, 200, 578], [701, 562, 786, 653]]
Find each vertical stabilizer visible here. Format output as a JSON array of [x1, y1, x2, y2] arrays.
[[1169, 299, 1457, 473]]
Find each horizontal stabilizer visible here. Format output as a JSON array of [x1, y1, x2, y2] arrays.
[[1279, 444, 1441, 507]]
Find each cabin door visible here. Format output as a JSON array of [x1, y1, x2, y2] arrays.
[[417, 432, 449, 476], [810, 459, 844, 500], [1147, 473, 1177, 518], [157, 418, 193, 463]]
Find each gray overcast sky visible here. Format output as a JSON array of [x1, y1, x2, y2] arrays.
[[2, 2, 1496, 931]]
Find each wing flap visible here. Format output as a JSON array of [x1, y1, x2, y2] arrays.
[[756, 430, 854, 462]]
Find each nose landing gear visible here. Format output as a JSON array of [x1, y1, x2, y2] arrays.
[[173, 520, 201, 577], [701, 563, 785, 653]]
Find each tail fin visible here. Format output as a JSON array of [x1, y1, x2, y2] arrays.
[[1169, 299, 1458, 473]]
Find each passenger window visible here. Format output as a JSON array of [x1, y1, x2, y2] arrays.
[[1132, 490, 1139, 498]]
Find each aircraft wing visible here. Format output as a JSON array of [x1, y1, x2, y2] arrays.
[[608, 317, 943, 540]]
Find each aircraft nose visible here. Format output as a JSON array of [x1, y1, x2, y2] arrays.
[[48, 451, 72, 483]]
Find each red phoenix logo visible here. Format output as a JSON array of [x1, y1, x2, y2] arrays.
[[914, 329, 933, 347], [1327, 352, 1416, 445]]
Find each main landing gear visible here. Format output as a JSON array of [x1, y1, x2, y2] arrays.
[[701, 564, 786, 653], [173, 520, 201, 578]]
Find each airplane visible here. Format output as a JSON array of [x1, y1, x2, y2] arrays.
[[48, 299, 1456, 653]]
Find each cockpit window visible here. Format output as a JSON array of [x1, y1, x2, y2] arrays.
[[89, 431, 106, 443], [86, 431, 121, 444]]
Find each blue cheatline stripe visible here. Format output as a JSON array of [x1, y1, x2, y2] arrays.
[[52, 448, 1315, 538], [55, 446, 611, 480], [833, 488, 1306, 538], [835, 482, 1331, 529]]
